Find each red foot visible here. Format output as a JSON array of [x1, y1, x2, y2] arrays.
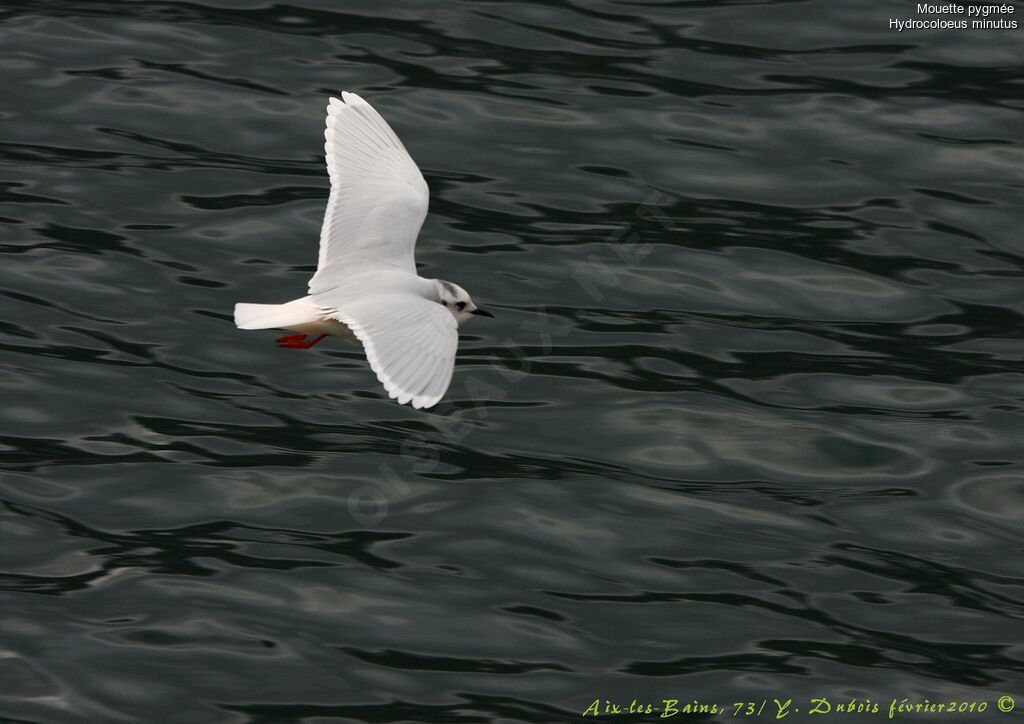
[[276, 333, 327, 349]]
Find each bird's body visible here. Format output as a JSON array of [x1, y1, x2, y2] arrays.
[[234, 295, 355, 343], [234, 92, 491, 409]]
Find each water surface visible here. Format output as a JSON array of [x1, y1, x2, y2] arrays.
[[2, 1, 1023, 722]]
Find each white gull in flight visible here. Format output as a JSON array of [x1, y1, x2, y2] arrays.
[[234, 92, 493, 409]]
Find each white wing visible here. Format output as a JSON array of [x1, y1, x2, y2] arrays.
[[309, 92, 429, 294], [331, 293, 458, 409]]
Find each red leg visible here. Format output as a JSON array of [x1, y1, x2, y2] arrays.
[[276, 333, 306, 346], [276, 333, 327, 349]]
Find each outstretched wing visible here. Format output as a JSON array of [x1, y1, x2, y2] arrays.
[[309, 92, 429, 294], [330, 293, 458, 409]]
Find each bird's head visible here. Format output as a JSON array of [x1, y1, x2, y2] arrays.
[[434, 279, 494, 325]]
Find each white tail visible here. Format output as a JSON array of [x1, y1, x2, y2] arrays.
[[234, 296, 322, 330]]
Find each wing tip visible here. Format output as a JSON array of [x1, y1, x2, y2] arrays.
[[384, 378, 442, 409], [411, 394, 441, 410], [326, 92, 363, 116]]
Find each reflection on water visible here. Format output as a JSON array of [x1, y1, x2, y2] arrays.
[[1, 0, 1023, 721]]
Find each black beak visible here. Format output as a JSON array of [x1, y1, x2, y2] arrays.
[[471, 308, 495, 318]]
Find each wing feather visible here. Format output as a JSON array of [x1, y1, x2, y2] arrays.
[[425, 349, 456, 403], [329, 293, 457, 409], [407, 347, 441, 399], [309, 92, 429, 293], [414, 353, 446, 400]]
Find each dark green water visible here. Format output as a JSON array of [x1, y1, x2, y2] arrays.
[[2, 1, 1023, 722]]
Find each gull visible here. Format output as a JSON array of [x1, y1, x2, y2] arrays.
[[234, 92, 493, 409]]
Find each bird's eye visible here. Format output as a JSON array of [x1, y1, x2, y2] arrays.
[[456, 302, 466, 310]]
